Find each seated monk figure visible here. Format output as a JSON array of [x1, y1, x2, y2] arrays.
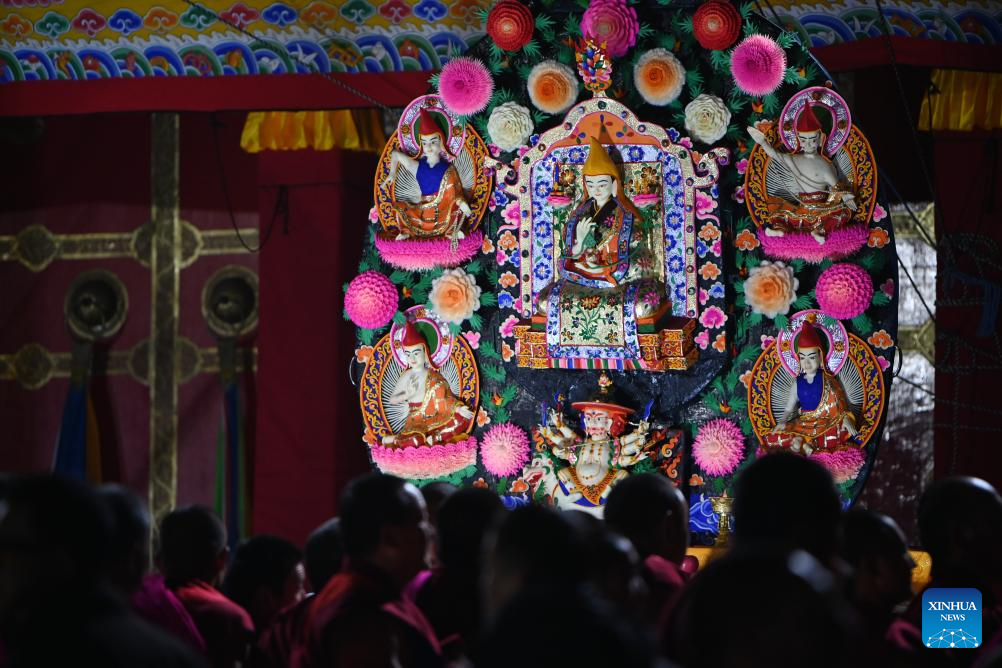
[[382, 107, 472, 241], [768, 316, 858, 455], [747, 104, 857, 245], [539, 373, 649, 516], [382, 319, 475, 449]]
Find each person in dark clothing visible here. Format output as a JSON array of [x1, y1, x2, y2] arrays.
[[413, 487, 503, 660], [255, 518, 343, 668], [98, 484, 206, 654], [605, 473, 689, 627], [0, 475, 206, 668], [223, 535, 305, 632], [159, 505, 254, 668], [294, 473, 441, 668]]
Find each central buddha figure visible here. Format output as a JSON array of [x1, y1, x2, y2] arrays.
[[535, 138, 667, 360]]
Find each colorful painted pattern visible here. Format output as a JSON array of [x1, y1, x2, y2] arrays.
[[1, 1, 998, 82]]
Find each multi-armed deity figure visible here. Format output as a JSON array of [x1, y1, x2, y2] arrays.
[[767, 315, 858, 454], [383, 107, 473, 242], [747, 103, 857, 245], [531, 373, 651, 516], [381, 319, 475, 448]]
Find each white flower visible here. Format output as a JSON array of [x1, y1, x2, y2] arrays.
[[487, 102, 534, 153], [684, 94, 731, 145]]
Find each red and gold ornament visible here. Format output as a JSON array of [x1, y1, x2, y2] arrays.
[[693, 0, 742, 51], [486, 0, 534, 52]]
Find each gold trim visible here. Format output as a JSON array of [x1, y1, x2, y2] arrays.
[[0, 223, 258, 271], [149, 112, 180, 522]]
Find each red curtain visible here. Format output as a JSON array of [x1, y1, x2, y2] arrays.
[[253, 148, 375, 545]]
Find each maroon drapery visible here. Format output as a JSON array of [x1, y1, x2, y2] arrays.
[[253, 148, 375, 545]]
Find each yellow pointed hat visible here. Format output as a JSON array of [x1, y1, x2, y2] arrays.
[[582, 138, 619, 180]]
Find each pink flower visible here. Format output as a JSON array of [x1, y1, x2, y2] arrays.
[[488, 143, 501, 158], [504, 200, 520, 226], [678, 137, 693, 149], [500, 314, 519, 338], [696, 190, 718, 217], [816, 263, 874, 320], [711, 239, 722, 256], [481, 423, 531, 477], [695, 330, 710, 350], [699, 305, 726, 329], [877, 356, 890, 371], [463, 331, 481, 349], [699, 288, 709, 305], [730, 34, 787, 97], [872, 203, 887, 222], [344, 271, 398, 329], [809, 448, 865, 484], [437, 57, 493, 115], [731, 185, 745, 204], [376, 232, 483, 271], [880, 279, 895, 298], [736, 158, 748, 175], [693, 418, 745, 476], [579, 0, 639, 58], [368, 206, 379, 222], [760, 334, 775, 350]]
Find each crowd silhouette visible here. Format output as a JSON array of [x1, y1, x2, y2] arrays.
[[1, 453, 1001, 668]]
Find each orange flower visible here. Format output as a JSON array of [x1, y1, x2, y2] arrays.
[[867, 329, 894, 350], [699, 262, 721, 280], [744, 260, 798, 318], [429, 268, 481, 324], [482, 237, 495, 253], [501, 341, 515, 362], [712, 333, 727, 352], [735, 229, 760, 251], [363, 428, 378, 446], [868, 227, 889, 249], [499, 271, 519, 288], [689, 474, 704, 487], [476, 408, 492, 427], [498, 231, 518, 251], [633, 48, 685, 106], [738, 370, 753, 389], [510, 478, 529, 493], [354, 345, 374, 364], [473, 478, 489, 489], [698, 222, 721, 241], [527, 60, 579, 114]]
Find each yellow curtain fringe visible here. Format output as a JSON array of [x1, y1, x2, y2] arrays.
[[919, 69, 1002, 132], [240, 110, 387, 154]]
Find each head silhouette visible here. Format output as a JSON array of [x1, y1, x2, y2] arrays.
[[605, 473, 688, 564]]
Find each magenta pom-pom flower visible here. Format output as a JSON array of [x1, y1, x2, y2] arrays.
[[730, 34, 787, 97], [580, 0, 639, 59], [693, 418, 745, 476], [344, 271, 398, 329], [437, 57, 494, 116], [481, 422, 531, 477], [816, 263, 874, 320]]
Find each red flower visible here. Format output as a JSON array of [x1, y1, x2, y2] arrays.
[[487, 0, 533, 52], [693, 0, 742, 51]]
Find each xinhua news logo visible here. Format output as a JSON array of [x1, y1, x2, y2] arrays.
[[922, 588, 982, 649]]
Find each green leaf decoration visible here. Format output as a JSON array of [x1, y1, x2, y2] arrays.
[[819, 258, 834, 272], [702, 393, 721, 414], [776, 31, 797, 49], [532, 110, 549, 125], [522, 39, 541, 59], [480, 292, 498, 307], [389, 269, 410, 284], [563, 14, 581, 38], [739, 2, 754, 19], [791, 293, 814, 310], [748, 312, 763, 326], [500, 385, 518, 403], [686, 68, 704, 98], [857, 250, 887, 272], [428, 72, 440, 89], [466, 259, 483, 274], [482, 363, 507, 383], [342, 308, 351, 322], [851, 313, 873, 334], [709, 49, 731, 73], [872, 291, 891, 307], [468, 312, 483, 331], [535, 13, 555, 36], [742, 19, 757, 37], [789, 258, 806, 273], [638, 23, 655, 39], [449, 322, 462, 335], [359, 328, 375, 346], [774, 314, 789, 331], [495, 407, 511, 423], [475, 7, 490, 24], [392, 311, 407, 325], [480, 340, 502, 361], [762, 94, 780, 116]]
